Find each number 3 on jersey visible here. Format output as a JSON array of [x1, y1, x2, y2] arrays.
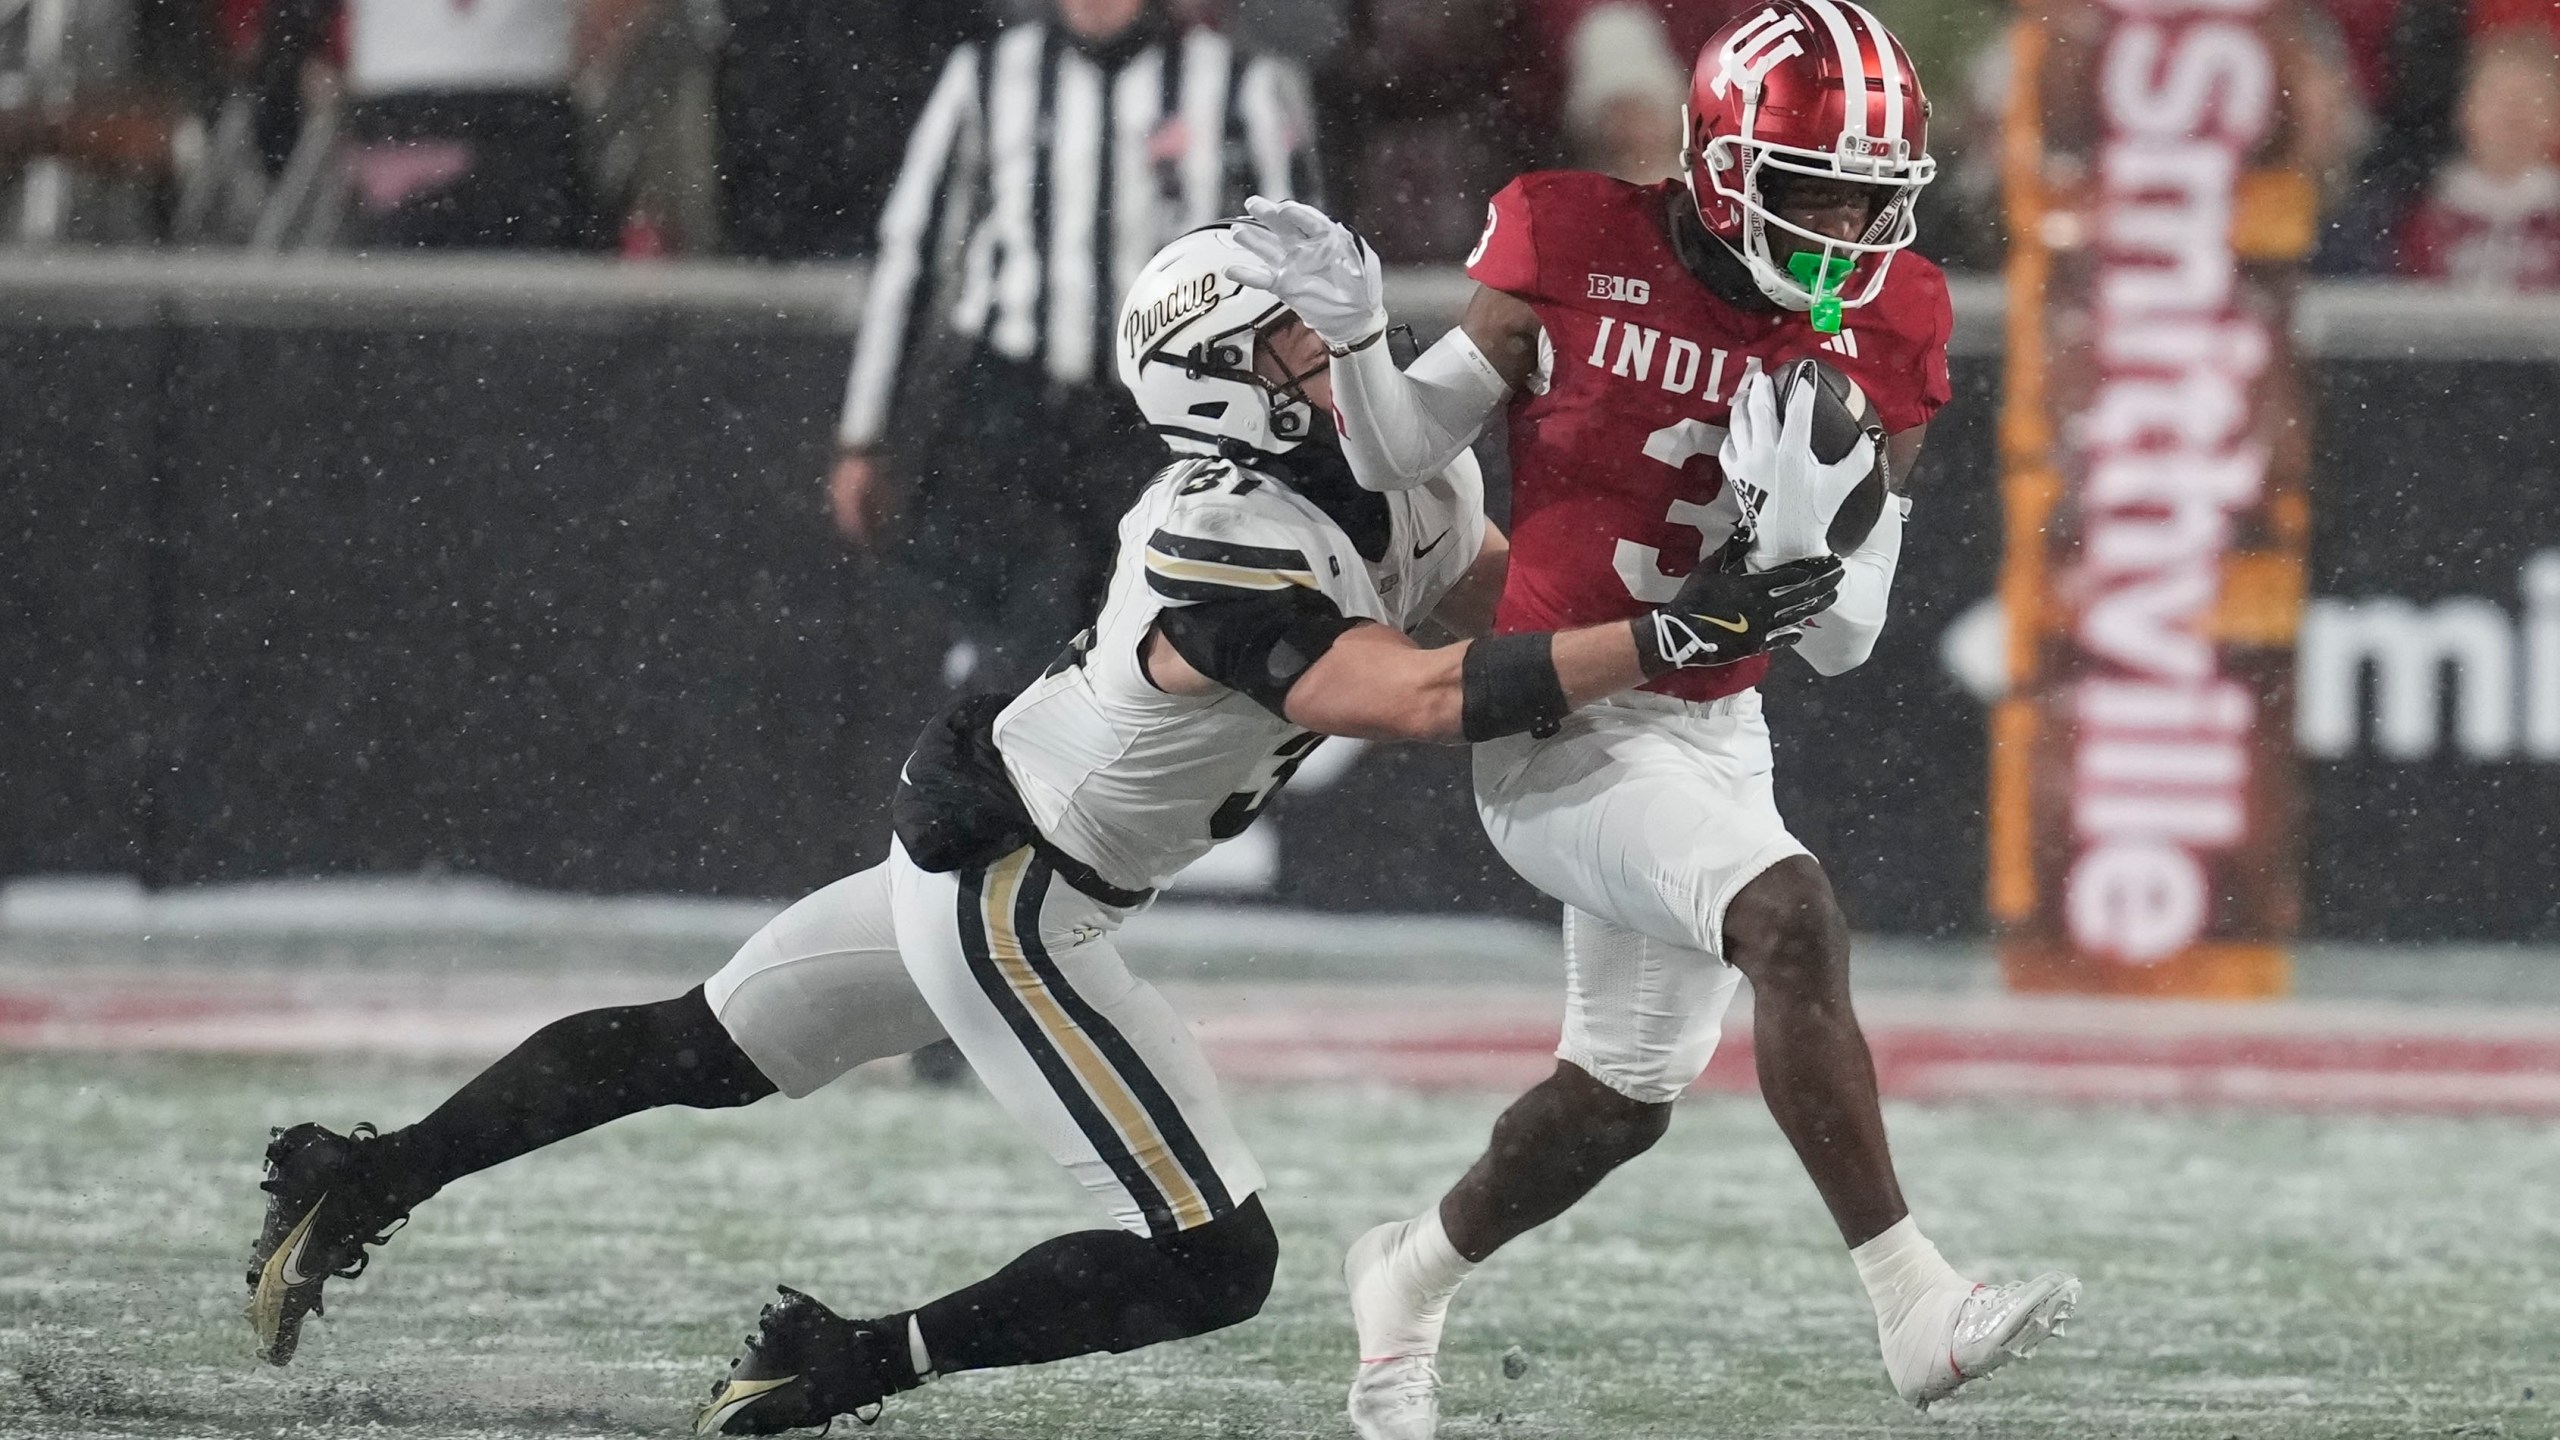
[[1611, 418, 1737, 603], [1208, 731, 1326, 840]]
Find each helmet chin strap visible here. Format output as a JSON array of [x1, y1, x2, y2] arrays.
[[1667, 192, 1781, 314], [1252, 324, 1330, 448], [1738, 211, 1814, 317], [1266, 399, 1314, 445], [1144, 311, 1320, 454]]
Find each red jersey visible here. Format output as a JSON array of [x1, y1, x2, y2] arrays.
[[1467, 171, 1953, 701]]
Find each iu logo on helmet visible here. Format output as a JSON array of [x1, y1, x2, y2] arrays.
[[1709, 7, 1809, 99]]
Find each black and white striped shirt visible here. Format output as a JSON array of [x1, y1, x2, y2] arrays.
[[836, 19, 1319, 449]]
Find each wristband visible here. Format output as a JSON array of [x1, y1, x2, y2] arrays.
[[1324, 325, 1389, 358], [1459, 633, 1572, 742]]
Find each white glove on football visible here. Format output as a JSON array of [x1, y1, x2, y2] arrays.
[[1220, 195, 1389, 353], [1720, 369, 1878, 571]]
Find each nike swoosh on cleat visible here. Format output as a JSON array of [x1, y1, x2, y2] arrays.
[[697, 1375, 800, 1435], [249, 1200, 328, 1363], [274, 1199, 327, 1287]]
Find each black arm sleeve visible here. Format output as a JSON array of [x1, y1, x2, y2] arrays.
[[1154, 589, 1366, 719]]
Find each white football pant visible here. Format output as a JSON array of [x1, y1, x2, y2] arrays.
[[706, 841, 1263, 1238], [1473, 689, 1806, 1103]]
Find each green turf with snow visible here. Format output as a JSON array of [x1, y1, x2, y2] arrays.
[[3, 1054, 2555, 1439]]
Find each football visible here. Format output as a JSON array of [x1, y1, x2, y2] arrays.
[[1771, 355, 1891, 554]]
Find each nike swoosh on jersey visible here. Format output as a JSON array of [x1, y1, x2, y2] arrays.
[[1411, 528, 1452, 559]]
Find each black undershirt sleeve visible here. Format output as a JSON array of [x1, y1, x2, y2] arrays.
[[1153, 589, 1366, 718]]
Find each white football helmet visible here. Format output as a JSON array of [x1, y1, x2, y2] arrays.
[[1116, 223, 1321, 458]]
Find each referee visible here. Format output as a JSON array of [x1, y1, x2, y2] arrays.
[[827, 0, 1320, 691]]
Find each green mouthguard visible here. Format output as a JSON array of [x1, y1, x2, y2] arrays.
[[1787, 252, 1853, 334]]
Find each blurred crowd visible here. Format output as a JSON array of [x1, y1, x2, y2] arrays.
[[2, 0, 2555, 289]]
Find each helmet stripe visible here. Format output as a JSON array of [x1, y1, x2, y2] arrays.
[[1797, 0, 1870, 142], [1841, 0, 1904, 152]]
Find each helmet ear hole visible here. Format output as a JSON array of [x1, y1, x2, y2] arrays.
[[1188, 401, 1229, 419]]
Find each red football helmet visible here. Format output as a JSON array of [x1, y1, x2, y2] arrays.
[[1682, 0, 1934, 327]]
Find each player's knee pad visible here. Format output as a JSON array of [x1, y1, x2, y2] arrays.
[[1152, 1195, 1278, 1333]]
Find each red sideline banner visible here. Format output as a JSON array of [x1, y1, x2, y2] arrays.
[[1992, 0, 2318, 995]]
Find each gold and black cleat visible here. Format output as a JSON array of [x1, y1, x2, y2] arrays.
[[695, 1287, 914, 1436], [243, 1122, 410, 1366]]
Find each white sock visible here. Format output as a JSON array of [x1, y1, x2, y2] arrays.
[[1400, 1207, 1476, 1315], [1850, 1216, 1966, 1330], [1357, 1207, 1479, 1361], [907, 1313, 937, 1383]]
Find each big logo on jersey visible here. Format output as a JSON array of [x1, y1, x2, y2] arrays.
[[1587, 274, 1652, 304]]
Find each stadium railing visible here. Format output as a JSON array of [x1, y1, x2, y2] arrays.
[[6, 253, 2560, 360]]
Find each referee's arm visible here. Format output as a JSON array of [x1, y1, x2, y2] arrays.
[[827, 43, 983, 541]]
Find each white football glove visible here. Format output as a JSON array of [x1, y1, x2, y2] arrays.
[[1720, 369, 1878, 571], [1220, 195, 1389, 353]]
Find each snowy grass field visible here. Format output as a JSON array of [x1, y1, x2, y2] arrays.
[[5, 1053, 2557, 1440]]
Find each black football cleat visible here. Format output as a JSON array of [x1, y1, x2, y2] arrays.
[[694, 1287, 914, 1435], [243, 1122, 412, 1366]]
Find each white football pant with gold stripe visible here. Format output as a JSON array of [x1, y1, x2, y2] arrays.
[[888, 838, 1263, 1238], [707, 844, 1263, 1239]]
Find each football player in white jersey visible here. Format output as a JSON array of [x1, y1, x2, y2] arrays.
[[239, 222, 1843, 1434]]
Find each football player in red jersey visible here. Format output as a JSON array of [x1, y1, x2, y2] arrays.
[[1224, 2, 2079, 1430]]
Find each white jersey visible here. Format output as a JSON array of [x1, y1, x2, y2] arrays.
[[995, 450, 1487, 894], [349, 0, 574, 97]]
